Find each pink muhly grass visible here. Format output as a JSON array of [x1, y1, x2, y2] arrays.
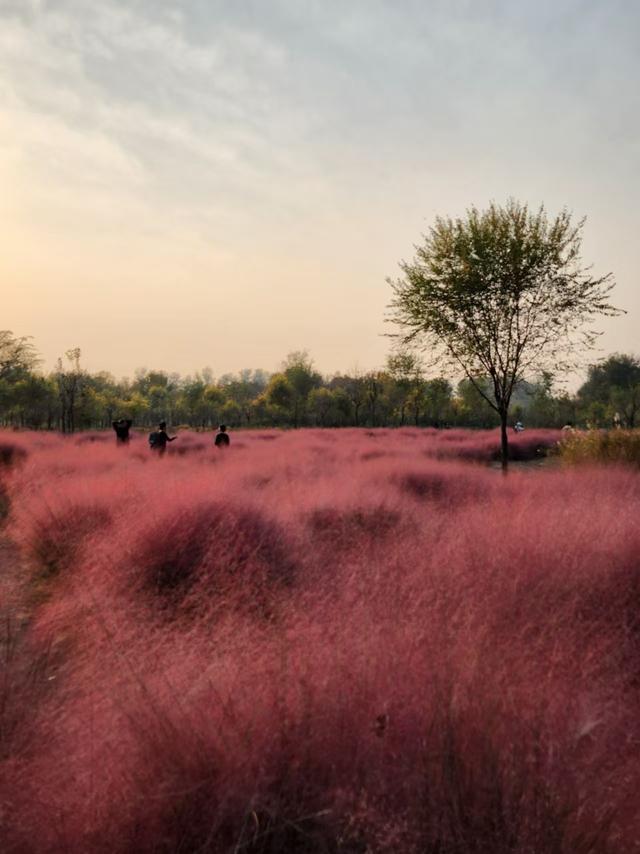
[[117, 498, 298, 622], [416, 427, 561, 463], [0, 438, 28, 469], [1, 429, 639, 852], [10, 477, 120, 581]]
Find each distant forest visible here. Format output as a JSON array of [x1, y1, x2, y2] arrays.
[[1, 331, 638, 432]]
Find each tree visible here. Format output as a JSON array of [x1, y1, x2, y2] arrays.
[[308, 387, 350, 426], [364, 371, 386, 427], [522, 372, 556, 427], [308, 387, 335, 426], [386, 351, 424, 425], [204, 385, 225, 425], [389, 200, 621, 469], [330, 371, 366, 426], [121, 391, 150, 424], [281, 351, 322, 428], [56, 348, 85, 433], [422, 378, 453, 427], [218, 369, 269, 426], [578, 354, 640, 428], [455, 378, 499, 428], [0, 330, 40, 382], [263, 373, 294, 425], [180, 375, 223, 427]]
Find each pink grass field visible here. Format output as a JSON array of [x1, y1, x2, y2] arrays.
[[2, 427, 640, 852]]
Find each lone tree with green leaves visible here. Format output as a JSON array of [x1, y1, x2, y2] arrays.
[[388, 200, 622, 469]]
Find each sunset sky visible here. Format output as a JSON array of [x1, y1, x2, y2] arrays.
[[1, 0, 638, 380]]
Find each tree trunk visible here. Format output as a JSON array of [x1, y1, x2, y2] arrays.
[[500, 412, 509, 473]]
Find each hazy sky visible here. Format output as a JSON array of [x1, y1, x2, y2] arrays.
[[1, 0, 638, 380]]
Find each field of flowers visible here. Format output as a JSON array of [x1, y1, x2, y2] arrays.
[[1, 426, 640, 853]]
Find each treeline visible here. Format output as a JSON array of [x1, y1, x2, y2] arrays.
[[0, 331, 638, 432]]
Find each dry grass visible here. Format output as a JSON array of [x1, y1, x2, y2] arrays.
[[559, 429, 640, 467]]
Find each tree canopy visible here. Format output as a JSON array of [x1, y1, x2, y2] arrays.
[[578, 354, 640, 428], [0, 329, 634, 436], [389, 199, 622, 467], [0, 330, 40, 382]]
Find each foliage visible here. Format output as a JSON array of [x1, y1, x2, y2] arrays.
[[281, 351, 323, 427], [55, 348, 85, 433], [0, 330, 40, 382], [389, 200, 621, 467], [0, 330, 636, 433], [578, 354, 640, 428]]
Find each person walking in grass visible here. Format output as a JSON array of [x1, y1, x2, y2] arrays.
[[214, 424, 230, 448], [149, 421, 177, 456], [112, 418, 132, 444]]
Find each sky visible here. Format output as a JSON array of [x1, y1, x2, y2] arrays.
[[1, 0, 638, 381]]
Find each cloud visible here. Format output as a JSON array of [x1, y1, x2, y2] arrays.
[[0, 0, 329, 244], [4, 0, 638, 219], [1, 0, 639, 375]]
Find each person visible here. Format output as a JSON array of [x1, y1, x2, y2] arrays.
[[562, 421, 575, 433], [149, 421, 177, 456], [214, 424, 230, 448], [112, 418, 132, 444], [513, 420, 524, 433]]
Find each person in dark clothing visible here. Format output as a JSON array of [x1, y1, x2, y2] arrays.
[[149, 421, 177, 456], [112, 419, 133, 444], [214, 424, 230, 448]]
